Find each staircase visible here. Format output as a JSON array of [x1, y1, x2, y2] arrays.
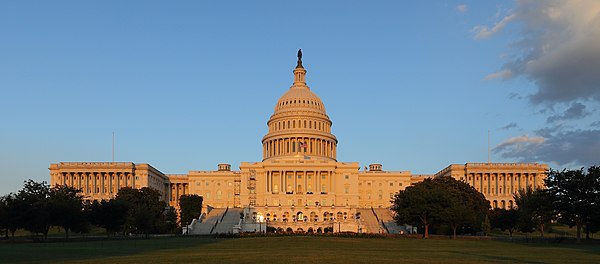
[[373, 208, 406, 234], [188, 208, 228, 235], [212, 208, 243, 234], [356, 208, 383, 233]]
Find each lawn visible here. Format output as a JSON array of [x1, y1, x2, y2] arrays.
[[1, 235, 599, 263]]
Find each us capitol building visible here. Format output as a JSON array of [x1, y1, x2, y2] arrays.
[[49, 52, 548, 234]]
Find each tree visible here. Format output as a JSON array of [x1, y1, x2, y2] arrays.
[[88, 199, 128, 236], [0, 195, 7, 239], [2, 194, 22, 240], [17, 180, 52, 240], [435, 177, 490, 239], [514, 187, 554, 237], [115, 187, 166, 237], [179, 194, 203, 228], [48, 185, 86, 239], [161, 206, 178, 234], [392, 178, 446, 238], [481, 214, 492, 236], [490, 208, 519, 237], [545, 166, 600, 243]]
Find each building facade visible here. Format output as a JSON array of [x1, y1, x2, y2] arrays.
[[49, 53, 548, 233]]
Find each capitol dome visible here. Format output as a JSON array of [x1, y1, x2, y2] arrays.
[[262, 51, 338, 161]]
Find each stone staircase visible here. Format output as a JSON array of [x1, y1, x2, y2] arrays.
[[356, 208, 384, 233], [373, 208, 408, 234], [188, 208, 228, 235], [213, 208, 243, 234]]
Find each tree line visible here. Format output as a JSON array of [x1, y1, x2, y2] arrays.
[[0, 180, 204, 241], [392, 166, 600, 242]]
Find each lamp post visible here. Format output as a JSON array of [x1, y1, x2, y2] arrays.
[[258, 215, 265, 233]]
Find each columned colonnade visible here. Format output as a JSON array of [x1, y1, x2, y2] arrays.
[[264, 170, 334, 196], [170, 183, 189, 202], [467, 172, 542, 209], [263, 137, 336, 159], [56, 171, 135, 196]]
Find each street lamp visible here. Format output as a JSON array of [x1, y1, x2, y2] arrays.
[[258, 215, 265, 233]]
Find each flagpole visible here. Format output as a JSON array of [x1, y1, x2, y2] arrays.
[[487, 130, 490, 163]]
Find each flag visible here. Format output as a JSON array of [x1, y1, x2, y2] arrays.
[[300, 141, 307, 149]]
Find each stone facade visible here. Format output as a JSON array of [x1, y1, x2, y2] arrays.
[[49, 54, 548, 232]]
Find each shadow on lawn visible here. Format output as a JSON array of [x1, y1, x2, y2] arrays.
[[0, 235, 221, 263]]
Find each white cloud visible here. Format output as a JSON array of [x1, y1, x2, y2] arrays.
[[477, 0, 600, 105], [495, 135, 545, 150], [484, 69, 513, 80], [473, 14, 516, 39], [494, 129, 600, 167], [480, 1, 600, 168], [456, 4, 468, 13]]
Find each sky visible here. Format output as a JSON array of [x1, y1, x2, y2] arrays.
[[1, 1, 599, 195]]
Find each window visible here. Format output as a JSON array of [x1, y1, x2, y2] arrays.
[[344, 175, 349, 179], [390, 182, 393, 186]]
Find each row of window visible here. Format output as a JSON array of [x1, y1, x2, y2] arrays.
[[270, 119, 329, 132]]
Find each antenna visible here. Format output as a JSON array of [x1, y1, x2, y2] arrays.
[[112, 132, 115, 162]]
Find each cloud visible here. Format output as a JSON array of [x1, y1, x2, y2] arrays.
[[494, 135, 545, 152], [476, 0, 600, 105], [456, 4, 468, 13], [494, 129, 600, 167], [485, 69, 513, 80], [546, 102, 590, 123], [473, 14, 516, 40], [591, 121, 600, 127], [499, 122, 518, 130]]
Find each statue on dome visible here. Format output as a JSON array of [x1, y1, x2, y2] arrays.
[[296, 49, 303, 68]]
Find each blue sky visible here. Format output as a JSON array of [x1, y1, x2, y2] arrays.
[[1, 1, 598, 195]]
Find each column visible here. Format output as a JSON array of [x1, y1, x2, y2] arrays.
[[294, 171, 297, 193], [101, 172, 105, 194], [93, 173, 97, 193], [304, 170, 307, 194], [117, 173, 121, 193], [85, 172, 90, 194]]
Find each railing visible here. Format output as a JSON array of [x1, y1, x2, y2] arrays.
[[59, 162, 133, 166], [381, 220, 390, 234]]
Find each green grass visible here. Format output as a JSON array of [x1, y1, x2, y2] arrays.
[[1, 236, 599, 263]]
